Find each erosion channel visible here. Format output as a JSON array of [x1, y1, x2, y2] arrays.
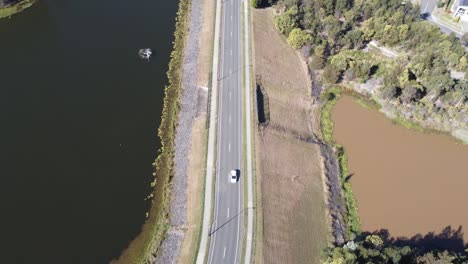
[[332, 95, 468, 243], [0, 0, 178, 263]]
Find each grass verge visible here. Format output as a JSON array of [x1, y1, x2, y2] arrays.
[[192, 0, 218, 261], [0, 0, 36, 18], [320, 88, 361, 240], [111, 0, 190, 263], [391, 115, 425, 132]]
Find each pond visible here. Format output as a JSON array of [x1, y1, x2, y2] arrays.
[[333, 95, 468, 243]]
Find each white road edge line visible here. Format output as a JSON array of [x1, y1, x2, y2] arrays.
[[423, 1, 429, 13], [244, 0, 254, 263]]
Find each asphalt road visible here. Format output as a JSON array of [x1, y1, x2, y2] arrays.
[[420, 0, 437, 14], [207, 0, 243, 263], [420, 0, 464, 37]]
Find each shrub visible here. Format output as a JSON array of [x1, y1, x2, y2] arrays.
[[274, 7, 298, 36], [309, 55, 325, 70], [287, 28, 312, 49], [322, 65, 341, 84], [251, 0, 259, 8]]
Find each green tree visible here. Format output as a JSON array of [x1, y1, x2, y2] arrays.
[[309, 54, 325, 70], [251, 0, 259, 8], [274, 6, 298, 36], [287, 28, 312, 49], [458, 56, 468, 71], [461, 33, 468, 46], [322, 65, 340, 83], [365, 235, 384, 248], [400, 84, 425, 104]]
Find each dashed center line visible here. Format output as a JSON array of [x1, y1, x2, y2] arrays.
[[228, 143, 231, 152], [223, 246, 227, 259], [227, 207, 230, 218]]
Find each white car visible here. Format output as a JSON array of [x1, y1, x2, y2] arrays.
[[230, 169, 239, 183]]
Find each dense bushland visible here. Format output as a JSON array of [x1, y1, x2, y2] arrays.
[[323, 232, 468, 264], [266, 0, 468, 132]]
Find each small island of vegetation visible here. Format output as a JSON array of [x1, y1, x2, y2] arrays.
[[0, 0, 37, 19]]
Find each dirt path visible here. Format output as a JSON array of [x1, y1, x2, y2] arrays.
[[253, 8, 328, 264]]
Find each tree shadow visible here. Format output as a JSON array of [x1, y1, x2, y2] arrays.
[[420, 12, 430, 20], [362, 225, 466, 253], [343, 173, 354, 183]]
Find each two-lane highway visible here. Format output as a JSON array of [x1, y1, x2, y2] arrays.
[[207, 0, 243, 262]]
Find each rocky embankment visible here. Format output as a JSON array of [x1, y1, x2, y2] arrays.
[[0, 0, 37, 18], [0, 0, 19, 7], [155, 0, 203, 263]]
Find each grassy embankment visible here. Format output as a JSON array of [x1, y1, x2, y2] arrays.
[[111, 0, 190, 263], [320, 88, 361, 240], [0, 0, 36, 18]]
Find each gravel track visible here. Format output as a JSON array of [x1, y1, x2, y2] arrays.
[[156, 0, 203, 263]]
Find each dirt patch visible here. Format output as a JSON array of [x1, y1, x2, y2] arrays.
[[197, 0, 215, 87], [177, 116, 207, 264], [253, 8, 328, 264]]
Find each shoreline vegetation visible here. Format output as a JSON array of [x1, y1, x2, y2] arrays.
[[111, 0, 190, 263], [320, 88, 361, 241], [0, 0, 37, 19]]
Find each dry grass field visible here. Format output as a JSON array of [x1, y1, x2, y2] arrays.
[[253, 8, 328, 264], [197, 0, 215, 87], [177, 116, 207, 264]]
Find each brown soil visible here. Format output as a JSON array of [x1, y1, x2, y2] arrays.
[[197, 0, 215, 87], [333, 95, 468, 242], [177, 116, 207, 264], [253, 8, 328, 264]]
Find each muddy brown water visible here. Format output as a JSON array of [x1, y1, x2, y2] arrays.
[[332, 95, 468, 242]]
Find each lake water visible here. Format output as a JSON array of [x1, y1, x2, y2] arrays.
[[0, 0, 178, 263], [333, 96, 468, 242]]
